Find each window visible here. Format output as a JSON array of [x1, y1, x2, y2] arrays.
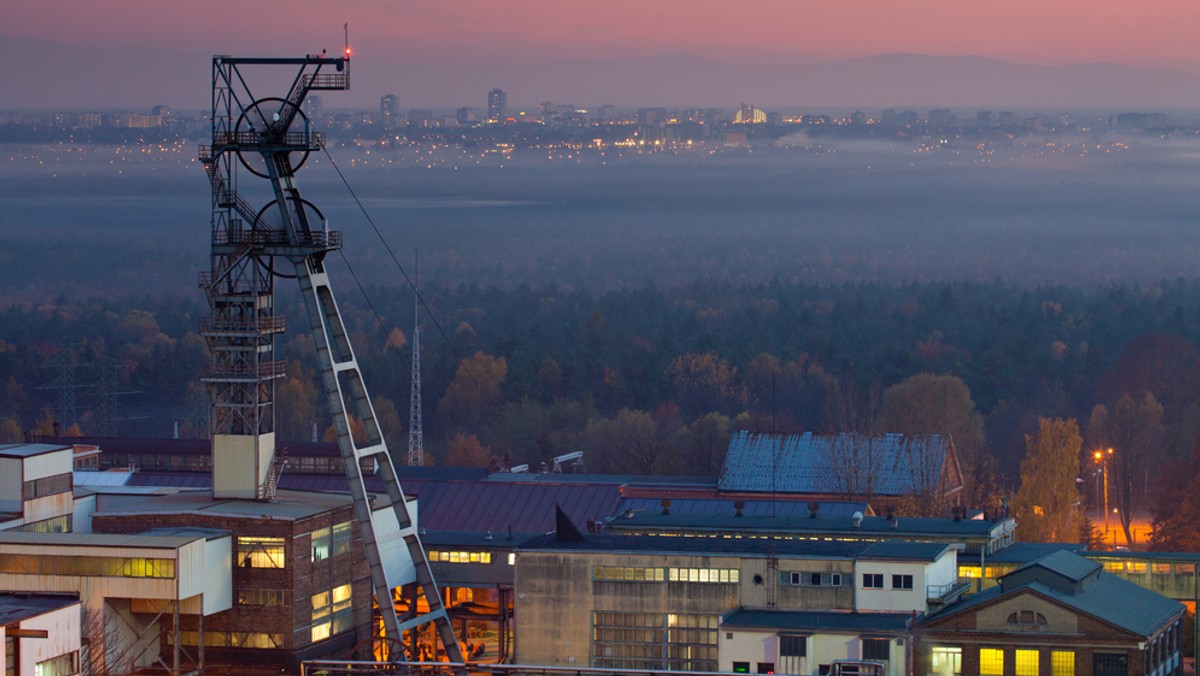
[[237, 536, 285, 569], [891, 574, 913, 590], [311, 521, 353, 562], [1015, 649, 1038, 676], [786, 572, 843, 587], [1126, 562, 1147, 574], [931, 647, 962, 676], [756, 663, 774, 674], [310, 583, 353, 643], [23, 473, 72, 500], [594, 566, 664, 582], [862, 638, 890, 661], [507, 552, 515, 566], [667, 567, 739, 584], [780, 635, 807, 657], [34, 651, 78, 676], [1050, 651, 1074, 676], [171, 631, 283, 649], [734, 662, 750, 673], [428, 550, 493, 565], [862, 573, 883, 589], [592, 612, 718, 671], [1006, 611, 1048, 627], [237, 589, 285, 607], [1102, 561, 1125, 573], [979, 648, 1004, 676], [1152, 563, 1172, 575], [0, 554, 174, 578]]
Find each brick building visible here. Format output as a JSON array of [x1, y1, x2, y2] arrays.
[[914, 550, 1185, 676]]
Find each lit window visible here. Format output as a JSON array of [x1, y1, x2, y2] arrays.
[[1015, 649, 1038, 676], [1127, 562, 1147, 574], [507, 552, 515, 566], [427, 549, 492, 565], [238, 536, 285, 569], [979, 648, 1004, 675], [931, 647, 961, 675], [1050, 651, 1074, 676], [34, 651, 78, 676], [667, 567, 739, 584], [310, 583, 353, 643]]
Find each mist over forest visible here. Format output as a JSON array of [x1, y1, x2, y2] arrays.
[[6, 135, 1200, 534]]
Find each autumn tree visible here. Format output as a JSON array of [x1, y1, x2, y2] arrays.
[[1013, 418, 1083, 542], [678, 412, 732, 476], [444, 432, 491, 467], [877, 373, 986, 502], [582, 409, 676, 475], [276, 360, 322, 442], [438, 352, 507, 431], [1149, 435, 1200, 551], [323, 413, 369, 446], [1088, 392, 1164, 547], [0, 417, 21, 443], [666, 352, 742, 418]]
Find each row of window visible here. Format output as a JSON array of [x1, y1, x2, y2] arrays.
[[932, 646, 1074, 676], [237, 589, 286, 607], [962, 561, 1197, 579], [772, 636, 889, 660], [22, 472, 72, 500], [785, 572, 845, 587], [0, 554, 175, 578], [591, 566, 740, 584], [862, 573, 913, 590], [429, 550, 493, 565], [170, 631, 285, 649]]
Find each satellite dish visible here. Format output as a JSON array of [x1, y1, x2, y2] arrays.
[[852, 511, 864, 527]]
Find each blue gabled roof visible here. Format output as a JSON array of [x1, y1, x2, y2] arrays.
[[718, 431, 957, 496], [923, 550, 1184, 638]]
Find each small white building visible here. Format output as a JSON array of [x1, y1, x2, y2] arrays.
[[854, 542, 961, 612], [719, 609, 913, 676], [0, 443, 75, 533], [0, 593, 82, 676]]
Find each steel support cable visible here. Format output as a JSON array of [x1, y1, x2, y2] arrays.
[[321, 146, 489, 399]]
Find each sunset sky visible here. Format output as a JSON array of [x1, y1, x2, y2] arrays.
[[8, 0, 1200, 70]]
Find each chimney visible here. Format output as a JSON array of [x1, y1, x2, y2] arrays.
[[733, 501, 745, 518], [661, 499, 671, 516], [808, 502, 820, 519]]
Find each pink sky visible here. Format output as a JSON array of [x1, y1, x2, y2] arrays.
[[8, 0, 1200, 70]]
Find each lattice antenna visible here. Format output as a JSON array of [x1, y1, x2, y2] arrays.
[[37, 337, 81, 427], [407, 253, 424, 466]]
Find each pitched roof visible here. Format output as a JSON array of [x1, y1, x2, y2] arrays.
[[922, 550, 1183, 638], [718, 431, 960, 496]]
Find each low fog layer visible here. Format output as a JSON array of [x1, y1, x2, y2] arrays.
[[2, 134, 1200, 302]]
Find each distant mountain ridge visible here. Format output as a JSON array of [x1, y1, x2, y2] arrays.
[[3, 35, 1198, 110]]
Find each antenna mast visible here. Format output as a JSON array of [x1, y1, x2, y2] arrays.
[[407, 253, 424, 466]]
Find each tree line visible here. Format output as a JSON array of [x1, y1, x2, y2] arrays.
[[7, 277, 1200, 544]]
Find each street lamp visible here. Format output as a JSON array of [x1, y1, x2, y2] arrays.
[[1093, 448, 1114, 541]]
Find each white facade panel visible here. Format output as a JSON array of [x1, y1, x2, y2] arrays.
[[15, 602, 81, 676], [0, 457, 21, 512], [22, 450, 73, 483]]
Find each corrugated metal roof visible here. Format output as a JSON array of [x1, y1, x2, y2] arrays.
[[0, 530, 203, 549], [719, 431, 954, 495], [722, 609, 912, 633], [926, 551, 1184, 638], [74, 470, 135, 487]]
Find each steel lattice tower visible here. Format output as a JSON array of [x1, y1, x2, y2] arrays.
[[406, 284, 424, 466], [199, 51, 461, 662]]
